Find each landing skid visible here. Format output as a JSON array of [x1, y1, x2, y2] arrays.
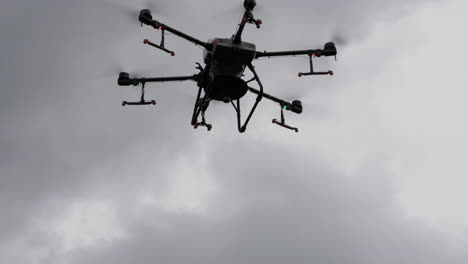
[[272, 107, 299, 133]]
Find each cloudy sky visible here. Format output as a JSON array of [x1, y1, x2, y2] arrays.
[[1, 0, 468, 263]]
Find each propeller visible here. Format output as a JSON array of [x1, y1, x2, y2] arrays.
[[214, 1, 266, 21], [101, 0, 169, 24], [90, 57, 151, 95], [284, 93, 333, 117], [332, 34, 348, 47], [289, 98, 329, 115], [330, 26, 352, 48], [227, 2, 264, 14], [89, 55, 125, 81]]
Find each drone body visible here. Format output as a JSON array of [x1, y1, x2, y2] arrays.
[[118, 0, 337, 133], [201, 38, 256, 102]]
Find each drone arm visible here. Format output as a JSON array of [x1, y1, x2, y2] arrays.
[[139, 10, 211, 50], [118, 72, 199, 86], [255, 42, 337, 59], [247, 86, 287, 106], [255, 43, 337, 77], [247, 86, 301, 114], [255, 49, 320, 58], [156, 21, 211, 50], [140, 75, 198, 83]]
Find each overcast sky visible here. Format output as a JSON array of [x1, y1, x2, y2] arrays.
[[1, 0, 468, 263]]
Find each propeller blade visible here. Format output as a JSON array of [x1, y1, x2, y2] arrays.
[[90, 60, 124, 81], [91, 59, 150, 82], [331, 28, 350, 47], [101, 0, 169, 24], [214, 2, 265, 21]]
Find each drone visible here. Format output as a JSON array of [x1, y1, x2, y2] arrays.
[[117, 0, 337, 133]]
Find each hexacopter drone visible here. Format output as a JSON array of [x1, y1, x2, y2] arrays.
[[117, 0, 337, 133]]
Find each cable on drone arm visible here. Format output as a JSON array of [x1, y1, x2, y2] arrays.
[[254, 41, 337, 59]]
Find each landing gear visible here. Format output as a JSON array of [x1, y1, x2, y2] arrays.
[[120, 82, 157, 106], [272, 106, 299, 133], [193, 122, 213, 131], [192, 98, 213, 132], [193, 121, 213, 131]]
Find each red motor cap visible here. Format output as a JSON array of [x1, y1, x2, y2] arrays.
[[329, 71, 334, 76], [171, 52, 175, 56], [298, 73, 303, 77], [143, 39, 149, 44]]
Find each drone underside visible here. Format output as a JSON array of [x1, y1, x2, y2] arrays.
[[117, 0, 337, 133]]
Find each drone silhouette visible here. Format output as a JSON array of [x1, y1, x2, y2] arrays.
[[117, 0, 337, 133]]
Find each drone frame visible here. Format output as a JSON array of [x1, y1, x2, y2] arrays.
[[118, 1, 337, 133]]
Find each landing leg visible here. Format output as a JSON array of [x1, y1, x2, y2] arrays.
[[230, 63, 264, 133], [272, 108, 299, 132], [193, 99, 213, 131]]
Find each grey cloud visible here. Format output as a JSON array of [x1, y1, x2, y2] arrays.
[[51, 142, 466, 264], [0, 0, 457, 263]]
